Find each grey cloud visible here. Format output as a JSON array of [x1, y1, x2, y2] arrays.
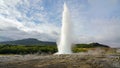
[[0, 28, 57, 42], [0, 36, 14, 42], [0, 29, 3, 31], [0, 27, 19, 31]]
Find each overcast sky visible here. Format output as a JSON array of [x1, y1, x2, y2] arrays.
[[0, 0, 120, 47]]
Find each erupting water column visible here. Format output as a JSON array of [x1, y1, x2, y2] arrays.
[[56, 3, 73, 54]]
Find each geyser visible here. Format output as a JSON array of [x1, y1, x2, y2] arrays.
[[56, 3, 73, 54]]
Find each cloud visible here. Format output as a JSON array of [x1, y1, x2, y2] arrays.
[[0, 15, 59, 41], [0, 0, 22, 20], [0, 0, 60, 42], [87, 0, 119, 18], [64, 0, 120, 47], [0, 36, 13, 42], [73, 17, 120, 47], [0, 0, 120, 47]]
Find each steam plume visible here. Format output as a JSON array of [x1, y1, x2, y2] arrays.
[[56, 3, 73, 54]]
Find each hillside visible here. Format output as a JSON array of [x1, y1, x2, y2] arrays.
[[76, 43, 110, 48], [0, 38, 110, 48], [0, 38, 56, 45]]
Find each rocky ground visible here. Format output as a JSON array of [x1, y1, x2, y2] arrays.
[[0, 49, 120, 68]]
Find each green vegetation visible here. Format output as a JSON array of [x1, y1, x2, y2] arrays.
[[73, 48, 88, 52], [0, 44, 57, 54], [73, 43, 109, 52], [0, 43, 109, 54]]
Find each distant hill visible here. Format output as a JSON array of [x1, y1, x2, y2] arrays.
[[76, 43, 110, 48], [0, 38, 56, 45], [0, 38, 109, 48]]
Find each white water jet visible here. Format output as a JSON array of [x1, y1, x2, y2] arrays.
[[56, 3, 73, 54]]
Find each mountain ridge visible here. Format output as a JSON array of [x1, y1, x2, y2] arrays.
[[0, 38, 110, 48], [0, 38, 56, 45]]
